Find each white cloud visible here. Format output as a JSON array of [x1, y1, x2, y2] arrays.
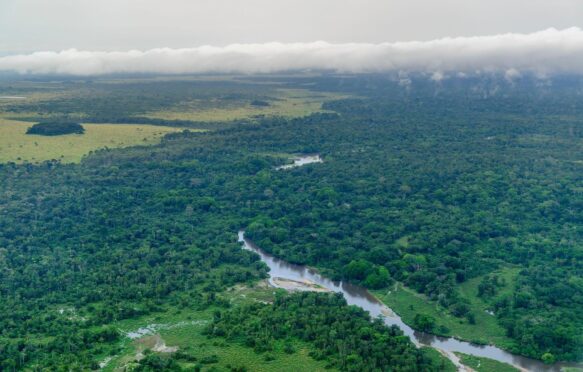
[[1, 28, 583, 76], [504, 68, 522, 82]]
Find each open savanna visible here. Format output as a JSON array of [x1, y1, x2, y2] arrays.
[[0, 119, 185, 164], [143, 88, 345, 122]]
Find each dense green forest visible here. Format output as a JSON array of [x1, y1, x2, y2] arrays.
[[26, 121, 85, 136], [0, 74, 582, 369], [205, 292, 443, 371]]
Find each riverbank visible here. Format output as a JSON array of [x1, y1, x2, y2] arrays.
[[239, 231, 582, 372], [373, 283, 516, 350], [272, 277, 331, 292], [455, 352, 523, 372], [101, 283, 333, 371]]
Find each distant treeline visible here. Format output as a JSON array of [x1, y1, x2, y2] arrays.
[[83, 116, 243, 131]]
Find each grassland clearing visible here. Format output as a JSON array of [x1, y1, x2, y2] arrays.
[[143, 88, 345, 122], [0, 78, 348, 126], [374, 267, 520, 350], [104, 284, 332, 372], [0, 119, 185, 164], [455, 352, 520, 372], [422, 347, 457, 372]]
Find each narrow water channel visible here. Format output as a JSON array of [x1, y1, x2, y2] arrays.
[[238, 231, 580, 372], [275, 154, 323, 170]]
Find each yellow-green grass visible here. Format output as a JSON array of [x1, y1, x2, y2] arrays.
[[0, 90, 69, 106], [374, 267, 520, 350], [0, 87, 80, 119], [455, 352, 519, 372], [0, 119, 185, 164], [143, 89, 345, 122], [0, 111, 89, 122]]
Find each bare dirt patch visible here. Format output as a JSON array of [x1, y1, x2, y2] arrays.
[[134, 334, 179, 361]]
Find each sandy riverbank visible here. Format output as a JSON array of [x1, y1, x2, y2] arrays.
[[272, 277, 331, 292]]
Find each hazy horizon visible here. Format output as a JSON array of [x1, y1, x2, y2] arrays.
[[2, 28, 583, 77], [2, 0, 583, 53], [2, 0, 583, 77]]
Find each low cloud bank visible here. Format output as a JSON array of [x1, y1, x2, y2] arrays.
[[2, 28, 583, 76]]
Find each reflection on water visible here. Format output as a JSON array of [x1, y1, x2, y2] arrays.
[[239, 231, 581, 372], [276, 154, 323, 170]]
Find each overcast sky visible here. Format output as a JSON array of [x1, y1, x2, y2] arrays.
[[2, 0, 583, 52], [1, 0, 583, 76]]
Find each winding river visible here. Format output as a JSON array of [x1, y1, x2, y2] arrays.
[[238, 232, 583, 372], [238, 155, 582, 371]]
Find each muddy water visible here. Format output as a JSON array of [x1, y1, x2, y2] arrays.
[[239, 231, 581, 372]]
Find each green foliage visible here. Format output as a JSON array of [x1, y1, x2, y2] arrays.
[[0, 74, 582, 369], [477, 275, 505, 298], [413, 314, 436, 332], [364, 266, 392, 289], [206, 292, 442, 371], [26, 121, 85, 136], [421, 348, 457, 372], [454, 352, 519, 372], [132, 353, 183, 371], [542, 352, 556, 364], [343, 259, 372, 281]]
